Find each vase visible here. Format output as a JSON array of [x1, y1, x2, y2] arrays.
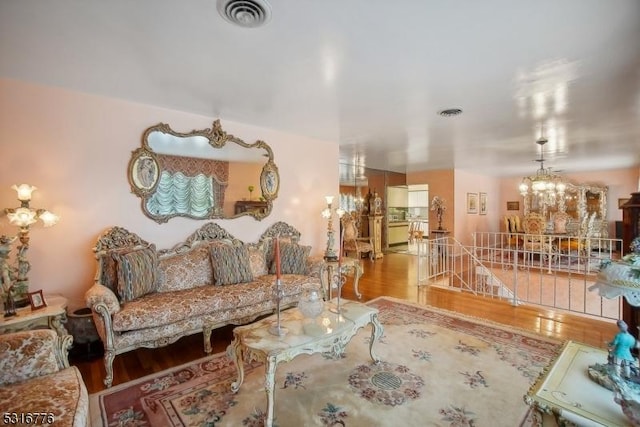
[[298, 289, 324, 319]]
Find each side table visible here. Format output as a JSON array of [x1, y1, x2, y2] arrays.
[[319, 257, 363, 300], [0, 295, 70, 340], [525, 340, 628, 426]]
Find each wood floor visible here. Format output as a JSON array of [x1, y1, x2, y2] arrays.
[[75, 252, 618, 394]]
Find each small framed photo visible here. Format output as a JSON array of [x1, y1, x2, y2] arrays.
[[619, 198, 630, 209], [506, 201, 520, 211], [479, 192, 487, 215], [28, 290, 47, 310], [467, 193, 478, 214]]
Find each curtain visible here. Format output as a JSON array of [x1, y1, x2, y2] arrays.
[[146, 171, 215, 217]]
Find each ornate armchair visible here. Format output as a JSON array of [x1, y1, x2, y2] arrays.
[[0, 329, 88, 426], [522, 213, 553, 254], [558, 212, 597, 255], [341, 213, 374, 260], [552, 211, 570, 234], [503, 215, 523, 248]]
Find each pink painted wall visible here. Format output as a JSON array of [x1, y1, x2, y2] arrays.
[[453, 170, 502, 245], [407, 170, 454, 232], [0, 78, 339, 310]]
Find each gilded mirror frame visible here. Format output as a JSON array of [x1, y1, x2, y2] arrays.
[[128, 120, 279, 223]]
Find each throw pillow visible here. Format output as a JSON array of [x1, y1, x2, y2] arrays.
[[246, 243, 268, 277], [264, 236, 293, 268], [113, 246, 158, 302], [157, 244, 213, 292], [210, 244, 255, 285], [269, 242, 311, 275]]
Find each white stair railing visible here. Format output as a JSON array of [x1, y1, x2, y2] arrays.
[[415, 232, 624, 320]]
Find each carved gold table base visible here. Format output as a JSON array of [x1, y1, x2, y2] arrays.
[[228, 299, 383, 427]]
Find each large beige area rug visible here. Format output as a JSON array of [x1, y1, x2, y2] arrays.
[[90, 297, 561, 427]]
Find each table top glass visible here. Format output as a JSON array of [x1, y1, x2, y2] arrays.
[[233, 299, 376, 353]]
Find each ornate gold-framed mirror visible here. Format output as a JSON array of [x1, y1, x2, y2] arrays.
[[128, 120, 279, 223]]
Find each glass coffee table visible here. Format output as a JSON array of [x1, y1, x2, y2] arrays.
[[228, 299, 383, 427]]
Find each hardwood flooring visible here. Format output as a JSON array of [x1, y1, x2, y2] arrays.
[[75, 252, 618, 394]]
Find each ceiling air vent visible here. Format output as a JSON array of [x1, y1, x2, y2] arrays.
[[217, 0, 272, 28], [438, 108, 463, 117]]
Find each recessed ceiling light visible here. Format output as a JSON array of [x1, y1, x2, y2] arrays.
[[217, 0, 272, 28], [438, 108, 463, 117]]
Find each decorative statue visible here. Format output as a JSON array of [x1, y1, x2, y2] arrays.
[[431, 196, 447, 231], [371, 190, 382, 215], [0, 235, 17, 317], [609, 320, 638, 378]]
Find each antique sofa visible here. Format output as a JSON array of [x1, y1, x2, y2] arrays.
[[0, 329, 89, 426], [85, 221, 322, 387]]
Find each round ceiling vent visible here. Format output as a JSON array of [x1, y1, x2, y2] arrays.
[[438, 108, 463, 117], [217, 0, 272, 28]]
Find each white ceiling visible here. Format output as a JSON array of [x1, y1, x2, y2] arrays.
[[1, 0, 639, 177]]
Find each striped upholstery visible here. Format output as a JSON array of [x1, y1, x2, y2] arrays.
[[270, 242, 311, 275], [113, 246, 158, 302], [210, 244, 254, 285]]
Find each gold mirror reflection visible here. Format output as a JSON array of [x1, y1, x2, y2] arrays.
[[128, 120, 279, 223]]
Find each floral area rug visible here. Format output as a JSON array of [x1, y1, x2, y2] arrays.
[[89, 296, 562, 427]]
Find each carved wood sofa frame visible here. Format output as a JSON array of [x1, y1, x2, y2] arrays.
[[85, 221, 320, 387]]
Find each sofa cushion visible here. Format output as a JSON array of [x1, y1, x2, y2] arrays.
[[111, 274, 320, 332], [270, 242, 311, 275], [0, 366, 88, 427], [157, 244, 212, 292], [210, 244, 254, 285], [0, 329, 60, 386], [113, 246, 158, 302]]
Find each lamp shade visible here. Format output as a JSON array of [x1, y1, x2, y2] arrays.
[[11, 184, 36, 201], [7, 207, 37, 227], [39, 210, 60, 227], [325, 195, 334, 205]]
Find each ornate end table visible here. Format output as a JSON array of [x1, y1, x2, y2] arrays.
[[525, 340, 628, 426], [0, 294, 69, 338], [228, 299, 383, 427], [319, 257, 363, 300]]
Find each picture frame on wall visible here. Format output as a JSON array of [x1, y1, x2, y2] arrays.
[[28, 289, 47, 311], [506, 201, 520, 211], [467, 193, 478, 214], [479, 192, 487, 215]]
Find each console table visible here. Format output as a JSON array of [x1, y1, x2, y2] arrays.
[[0, 294, 69, 338], [234, 200, 268, 215], [228, 299, 383, 427], [525, 340, 628, 426]]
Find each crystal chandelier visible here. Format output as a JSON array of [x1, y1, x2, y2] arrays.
[[518, 136, 566, 208]]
